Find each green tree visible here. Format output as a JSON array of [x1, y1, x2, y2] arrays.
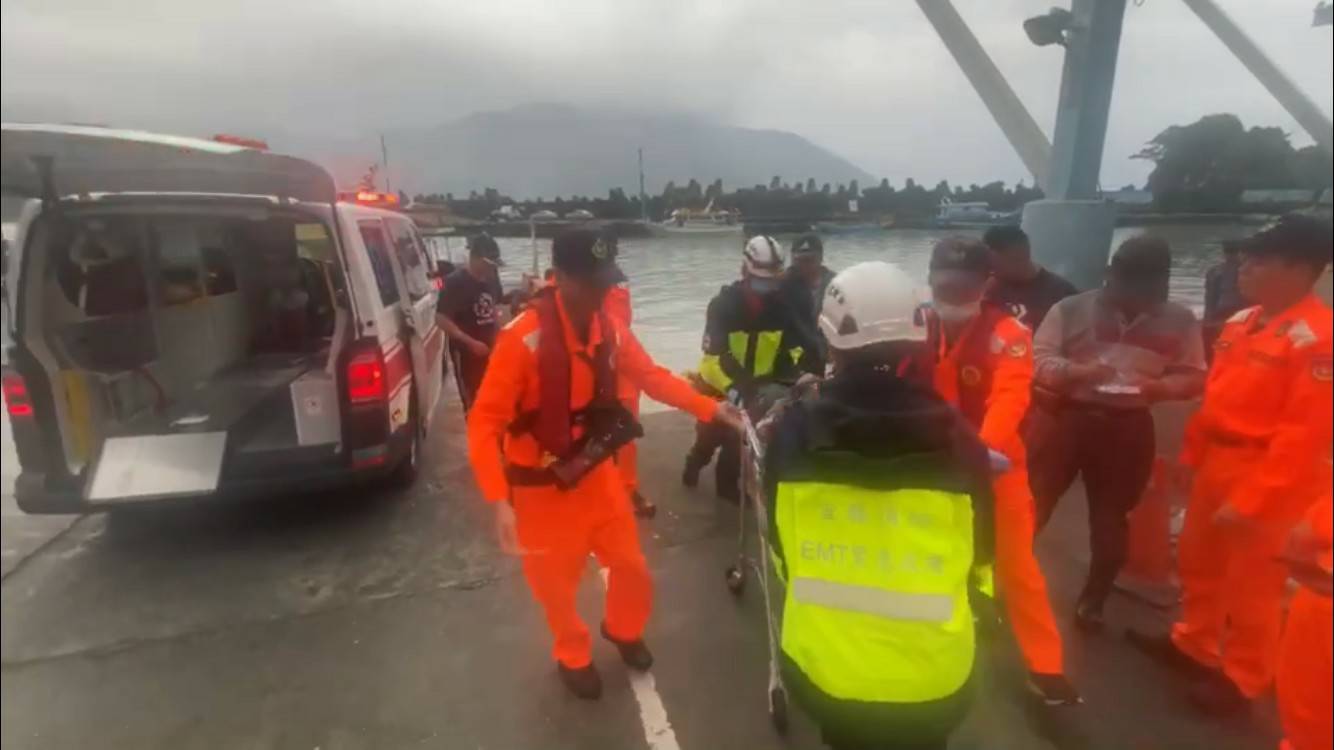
[[1134, 113, 1327, 212]]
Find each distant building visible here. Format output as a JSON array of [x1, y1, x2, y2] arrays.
[[1103, 187, 1154, 206], [1240, 189, 1320, 208]]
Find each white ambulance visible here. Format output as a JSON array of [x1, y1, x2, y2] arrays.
[[0, 124, 446, 514]]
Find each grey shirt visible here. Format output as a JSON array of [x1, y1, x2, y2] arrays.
[[1033, 289, 1207, 409]]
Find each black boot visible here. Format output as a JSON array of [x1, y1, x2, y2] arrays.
[[601, 623, 654, 671], [1188, 673, 1250, 717], [557, 662, 603, 700], [1026, 672, 1083, 707], [632, 491, 657, 519]]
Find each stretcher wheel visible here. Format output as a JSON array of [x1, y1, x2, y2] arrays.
[[724, 565, 746, 596], [769, 686, 789, 734]]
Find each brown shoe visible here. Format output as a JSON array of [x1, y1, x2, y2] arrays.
[[1188, 673, 1250, 717]]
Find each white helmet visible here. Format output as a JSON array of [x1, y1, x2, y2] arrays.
[[742, 235, 785, 279], [819, 261, 927, 350]]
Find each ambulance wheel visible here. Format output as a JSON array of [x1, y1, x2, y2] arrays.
[[388, 404, 421, 489], [769, 686, 789, 734], [724, 565, 745, 596]]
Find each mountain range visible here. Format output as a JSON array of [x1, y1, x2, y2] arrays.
[[301, 104, 874, 200]]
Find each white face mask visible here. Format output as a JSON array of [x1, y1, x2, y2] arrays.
[[748, 277, 781, 296], [933, 300, 981, 322]]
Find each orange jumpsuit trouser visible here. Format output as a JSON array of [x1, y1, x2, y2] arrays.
[[1172, 442, 1306, 698], [994, 465, 1064, 675], [512, 461, 650, 669], [1277, 588, 1333, 750]]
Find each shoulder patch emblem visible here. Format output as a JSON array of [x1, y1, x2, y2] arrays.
[[521, 330, 540, 352], [961, 365, 983, 387], [1286, 319, 1318, 349], [1007, 341, 1028, 358]]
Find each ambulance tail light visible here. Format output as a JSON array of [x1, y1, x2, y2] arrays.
[[2, 372, 34, 418], [346, 347, 386, 405]]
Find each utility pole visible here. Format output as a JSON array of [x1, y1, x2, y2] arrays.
[[380, 134, 391, 193]]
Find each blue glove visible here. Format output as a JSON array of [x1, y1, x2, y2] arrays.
[[987, 449, 1011, 475]]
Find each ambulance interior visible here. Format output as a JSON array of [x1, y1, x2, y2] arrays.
[[18, 206, 351, 481]]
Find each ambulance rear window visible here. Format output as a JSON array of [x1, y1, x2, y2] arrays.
[[357, 220, 400, 307]]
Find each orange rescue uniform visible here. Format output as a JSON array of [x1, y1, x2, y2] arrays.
[[932, 308, 1065, 676], [1173, 295, 1334, 698], [603, 283, 640, 493], [1277, 491, 1332, 750], [468, 291, 718, 669]]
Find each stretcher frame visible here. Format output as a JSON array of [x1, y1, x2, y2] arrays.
[[723, 412, 790, 734]]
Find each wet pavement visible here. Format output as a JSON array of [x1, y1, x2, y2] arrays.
[[1, 397, 1281, 750]]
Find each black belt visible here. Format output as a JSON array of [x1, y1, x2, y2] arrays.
[[1206, 432, 1267, 449], [506, 464, 558, 487]]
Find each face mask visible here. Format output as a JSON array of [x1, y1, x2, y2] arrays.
[[933, 300, 981, 322], [748, 277, 780, 295]]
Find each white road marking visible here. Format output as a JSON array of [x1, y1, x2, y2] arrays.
[[597, 564, 682, 750]]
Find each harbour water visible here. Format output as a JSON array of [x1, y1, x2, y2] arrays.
[[434, 223, 1251, 377]]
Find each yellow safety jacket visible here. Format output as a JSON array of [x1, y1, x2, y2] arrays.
[[698, 281, 819, 396], [763, 367, 996, 711]]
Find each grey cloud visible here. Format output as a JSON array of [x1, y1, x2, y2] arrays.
[[2, 0, 1329, 189]]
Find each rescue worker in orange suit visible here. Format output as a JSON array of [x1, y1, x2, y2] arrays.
[[467, 229, 744, 700], [1128, 214, 1334, 717], [600, 249, 655, 519], [922, 237, 1080, 708], [1276, 479, 1332, 750]]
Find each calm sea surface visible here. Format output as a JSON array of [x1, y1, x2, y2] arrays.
[[430, 224, 1249, 377]]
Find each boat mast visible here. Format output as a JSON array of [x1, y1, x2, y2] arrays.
[[638, 147, 648, 223]]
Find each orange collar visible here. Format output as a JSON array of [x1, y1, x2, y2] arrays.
[[1253, 294, 1324, 332]]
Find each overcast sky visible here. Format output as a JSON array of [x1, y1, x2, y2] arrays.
[[2, 0, 1330, 190]]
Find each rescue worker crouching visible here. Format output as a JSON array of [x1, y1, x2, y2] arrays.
[[923, 237, 1080, 707], [466, 229, 744, 700], [762, 261, 997, 750], [683, 235, 821, 502], [1127, 214, 1333, 717]]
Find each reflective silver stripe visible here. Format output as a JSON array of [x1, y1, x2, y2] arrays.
[[792, 577, 954, 623]]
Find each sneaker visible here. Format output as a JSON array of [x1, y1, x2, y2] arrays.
[[631, 492, 657, 519], [601, 623, 654, 671], [1124, 630, 1215, 680], [1073, 599, 1105, 633], [557, 662, 603, 700], [1026, 672, 1083, 706], [1188, 673, 1250, 717]]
